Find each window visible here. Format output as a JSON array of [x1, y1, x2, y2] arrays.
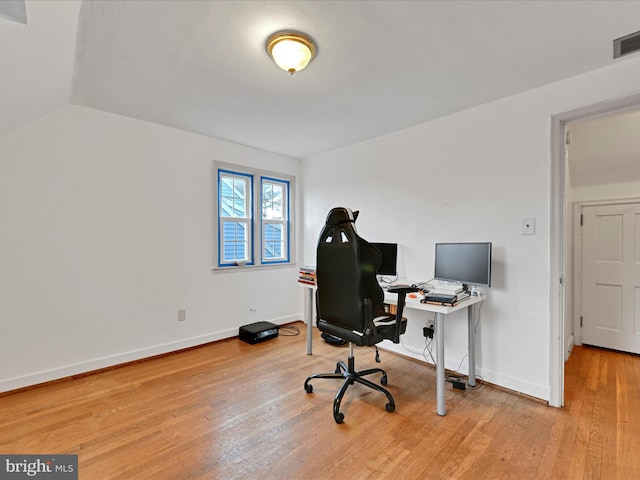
[[218, 169, 253, 265], [216, 164, 293, 268]]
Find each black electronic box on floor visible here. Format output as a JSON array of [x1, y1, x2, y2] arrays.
[[239, 321, 279, 344]]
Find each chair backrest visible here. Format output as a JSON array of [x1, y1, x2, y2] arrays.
[[315, 207, 384, 332]]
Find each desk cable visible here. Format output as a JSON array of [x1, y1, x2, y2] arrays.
[[279, 325, 301, 336], [377, 274, 398, 285], [396, 298, 486, 390], [445, 298, 485, 390], [412, 303, 486, 391], [422, 328, 437, 366]]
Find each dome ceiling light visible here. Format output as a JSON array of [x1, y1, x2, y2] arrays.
[[266, 31, 316, 75]]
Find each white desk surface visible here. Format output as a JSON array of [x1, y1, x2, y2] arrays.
[[383, 290, 485, 314]]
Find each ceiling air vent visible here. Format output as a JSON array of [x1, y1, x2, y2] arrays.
[[614, 30, 640, 59]]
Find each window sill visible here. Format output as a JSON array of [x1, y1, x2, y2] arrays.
[[211, 262, 298, 274]]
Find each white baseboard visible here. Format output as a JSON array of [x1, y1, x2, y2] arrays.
[[0, 315, 300, 394], [379, 341, 550, 402], [565, 334, 575, 362]]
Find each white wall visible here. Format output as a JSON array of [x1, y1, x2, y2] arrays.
[[303, 55, 640, 401], [0, 105, 302, 392]]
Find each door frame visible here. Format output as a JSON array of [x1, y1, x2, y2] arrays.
[[550, 92, 640, 408], [573, 198, 640, 347]]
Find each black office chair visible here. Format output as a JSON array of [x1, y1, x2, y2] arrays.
[[304, 207, 417, 423]]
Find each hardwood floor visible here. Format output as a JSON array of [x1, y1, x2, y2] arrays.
[[1, 323, 639, 479]]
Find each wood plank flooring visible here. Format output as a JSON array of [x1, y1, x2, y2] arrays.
[[1, 323, 639, 479]]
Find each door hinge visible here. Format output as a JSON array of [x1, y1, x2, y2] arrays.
[[565, 130, 572, 146], [580, 214, 583, 226], [580, 316, 583, 327]]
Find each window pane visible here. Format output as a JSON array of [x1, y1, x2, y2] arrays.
[[220, 174, 247, 218], [220, 177, 234, 217], [222, 221, 248, 261], [262, 181, 284, 220], [264, 223, 283, 259]]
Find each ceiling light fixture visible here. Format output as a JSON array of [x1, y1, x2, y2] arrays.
[[266, 31, 316, 75]]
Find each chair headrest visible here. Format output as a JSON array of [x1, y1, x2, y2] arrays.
[[325, 207, 359, 226]]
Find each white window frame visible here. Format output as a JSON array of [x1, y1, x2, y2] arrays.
[[261, 176, 290, 265], [217, 169, 254, 266], [215, 162, 294, 269]]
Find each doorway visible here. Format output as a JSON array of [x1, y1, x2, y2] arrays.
[[551, 92, 640, 407]]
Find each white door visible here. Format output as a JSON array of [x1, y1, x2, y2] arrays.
[[582, 203, 640, 353]]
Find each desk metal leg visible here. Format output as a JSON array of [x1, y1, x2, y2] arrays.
[[468, 304, 477, 387], [435, 312, 446, 416], [305, 287, 313, 355]]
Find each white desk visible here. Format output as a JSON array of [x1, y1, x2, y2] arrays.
[[301, 282, 484, 416], [299, 282, 316, 355], [384, 291, 484, 416]]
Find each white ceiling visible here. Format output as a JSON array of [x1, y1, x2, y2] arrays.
[[2, 0, 640, 167], [69, 0, 640, 159], [0, 1, 80, 135]]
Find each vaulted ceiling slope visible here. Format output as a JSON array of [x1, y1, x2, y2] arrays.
[[0, 1, 80, 136], [3, 1, 640, 159]]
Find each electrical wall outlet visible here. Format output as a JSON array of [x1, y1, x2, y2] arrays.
[[178, 309, 186, 322]]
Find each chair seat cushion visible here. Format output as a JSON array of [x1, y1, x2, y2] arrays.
[[317, 315, 407, 347], [373, 314, 399, 326], [373, 315, 407, 341]]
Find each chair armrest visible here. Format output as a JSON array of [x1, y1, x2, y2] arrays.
[[385, 285, 418, 343], [386, 284, 419, 295]]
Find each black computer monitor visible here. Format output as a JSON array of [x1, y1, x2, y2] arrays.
[[371, 243, 397, 276], [434, 242, 492, 287]]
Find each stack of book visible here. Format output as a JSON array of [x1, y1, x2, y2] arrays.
[[298, 266, 316, 286], [453, 291, 470, 304], [422, 290, 471, 307]]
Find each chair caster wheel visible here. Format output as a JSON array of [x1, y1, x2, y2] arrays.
[[385, 403, 395, 413], [381, 375, 388, 386], [334, 412, 344, 424], [304, 383, 313, 393]]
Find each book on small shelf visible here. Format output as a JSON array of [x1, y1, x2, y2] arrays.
[[298, 266, 316, 286]]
